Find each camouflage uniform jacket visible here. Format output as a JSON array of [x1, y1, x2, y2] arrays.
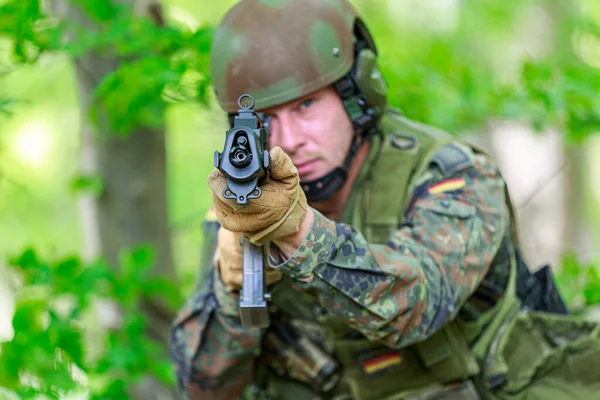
[[170, 110, 512, 399]]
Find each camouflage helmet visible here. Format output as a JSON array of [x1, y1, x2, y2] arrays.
[[210, 0, 367, 113]]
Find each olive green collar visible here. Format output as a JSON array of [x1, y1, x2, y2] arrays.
[[339, 129, 384, 225]]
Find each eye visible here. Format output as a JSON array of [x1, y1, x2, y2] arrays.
[[299, 98, 314, 110]]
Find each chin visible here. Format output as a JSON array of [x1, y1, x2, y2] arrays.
[[302, 160, 344, 182], [299, 167, 326, 181]]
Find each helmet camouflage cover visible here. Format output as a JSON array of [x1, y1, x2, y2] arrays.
[[210, 0, 360, 113]]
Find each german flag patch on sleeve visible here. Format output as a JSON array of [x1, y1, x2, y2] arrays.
[[427, 177, 466, 195]]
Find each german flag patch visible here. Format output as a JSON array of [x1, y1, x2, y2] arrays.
[[360, 351, 403, 375], [427, 177, 466, 195]]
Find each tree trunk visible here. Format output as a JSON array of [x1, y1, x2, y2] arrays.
[[51, 1, 178, 399]]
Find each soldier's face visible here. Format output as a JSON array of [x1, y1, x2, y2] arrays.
[[262, 86, 354, 182]]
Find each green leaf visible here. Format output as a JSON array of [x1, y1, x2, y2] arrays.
[[46, 312, 85, 369], [12, 287, 50, 333], [0, 98, 27, 116], [72, 0, 121, 22], [53, 257, 82, 286], [584, 268, 600, 306], [74, 258, 114, 302], [8, 248, 51, 285], [71, 175, 104, 197], [141, 277, 183, 312], [9, 248, 40, 268], [149, 360, 176, 386], [559, 252, 582, 277], [118, 245, 156, 280], [91, 379, 128, 400]]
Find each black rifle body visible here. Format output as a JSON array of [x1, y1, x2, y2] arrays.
[[214, 94, 270, 328]]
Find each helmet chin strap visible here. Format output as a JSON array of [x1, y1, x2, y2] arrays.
[[300, 48, 384, 201]]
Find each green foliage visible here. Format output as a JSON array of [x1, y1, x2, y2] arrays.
[[496, 60, 600, 142], [71, 175, 104, 197], [555, 252, 600, 313], [0, 0, 214, 135], [366, 0, 600, 142], [0, 246, 182, 399], [0, 0, 58, 63], [74, 10, 214, 134], [74, 0, 121, 22], [0, 98, 17, 116], [1, 0, 596, 141]]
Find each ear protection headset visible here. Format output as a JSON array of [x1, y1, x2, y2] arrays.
[[334, 17, 388, 142], [295, 17, 388, 202]]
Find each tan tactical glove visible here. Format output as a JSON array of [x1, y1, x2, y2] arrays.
[[215, 227, 283, 291], [208, 146, 308, 245]]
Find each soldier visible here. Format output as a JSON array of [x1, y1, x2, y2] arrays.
[[171, 0, 600, 399]]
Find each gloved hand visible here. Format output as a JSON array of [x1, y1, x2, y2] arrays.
[[215, 227, 283, 291], [208, 146, 308, 245]]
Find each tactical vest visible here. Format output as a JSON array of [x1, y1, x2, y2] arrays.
[[259, 107, 522, 400]]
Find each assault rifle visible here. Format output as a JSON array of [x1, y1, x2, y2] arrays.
[[214, 94, 271, 328]]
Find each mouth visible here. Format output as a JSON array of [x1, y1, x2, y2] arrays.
[[295, 159, 319, 179]]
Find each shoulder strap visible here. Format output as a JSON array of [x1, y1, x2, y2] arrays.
[[357, 109, 458, 243], [430, 143, 475, 177]]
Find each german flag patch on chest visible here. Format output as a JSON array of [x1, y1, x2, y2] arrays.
[[357, 349, 404, 376], [363, 352, 402, 374], [427, 177, 466, 195]]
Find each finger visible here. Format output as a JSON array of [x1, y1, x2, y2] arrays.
[[223, 238, 243, 259], [219, 228, 243, 257], [216, 259, 238, 291], [208, 170, 231, 205], [218, 226, 240, 244], [268, 146, 299, 181], [227, 271, 243, 289], [207, 168, 225, 188]]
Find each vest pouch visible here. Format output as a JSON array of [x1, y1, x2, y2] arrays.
[[332, 326, 479, 400], [414, 323, 480, 384], [482, 310, 600, 400], [333, 337, 436, 400]]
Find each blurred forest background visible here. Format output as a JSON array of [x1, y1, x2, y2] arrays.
[[1, 0, 600, 398]]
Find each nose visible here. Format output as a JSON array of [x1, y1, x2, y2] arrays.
[[270, 113, 306, 155]]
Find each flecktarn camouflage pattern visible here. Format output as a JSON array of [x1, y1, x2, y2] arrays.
[[170, 111, 514, 398], [171, 109, 600, 399], [170, 0, 600, 398], [210, 0, 359, 113]]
